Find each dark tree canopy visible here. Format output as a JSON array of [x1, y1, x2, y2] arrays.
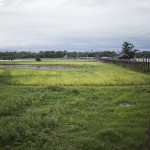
[[121, 42, 139, 59], [35, 57, 41, 62], [0, 50, 118, 59], [0, 48, 149, 59]]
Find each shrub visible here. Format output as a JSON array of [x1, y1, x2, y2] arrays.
[[35, 57, 41, 62]]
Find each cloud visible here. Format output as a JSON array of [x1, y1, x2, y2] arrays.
[[0, 0, 150, 51]]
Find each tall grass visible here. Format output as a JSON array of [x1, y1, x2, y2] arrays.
[[0, 62, 150, 86]]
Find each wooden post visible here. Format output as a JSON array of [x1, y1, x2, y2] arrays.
[[136, 59, 139, 70], [143, 59, 145, 71], [146, 58, 147, 70], [148, 58, 150, 70], [148, 58, 149, 70], [145, 115, 150, 150], [146, 58, 148, 71]]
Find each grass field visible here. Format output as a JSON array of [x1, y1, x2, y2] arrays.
[[0, 61, 150, 86], [0, 59, 150, 150]]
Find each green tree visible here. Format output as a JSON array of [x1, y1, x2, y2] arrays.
[[10, 56, 15, 61], [35, 57, 41, 62], [122, 42, 139, 59]]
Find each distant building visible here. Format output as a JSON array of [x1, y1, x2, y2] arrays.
[[117, 53, 129, 59]]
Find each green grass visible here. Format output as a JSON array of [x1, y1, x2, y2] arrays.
[[0, 85, 150, 150], [0, 61, 150, 86], [0, 60, 150, 150]]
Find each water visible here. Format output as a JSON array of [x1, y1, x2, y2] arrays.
[[0, 60, 34, 61], [0, 64, 81, 69]]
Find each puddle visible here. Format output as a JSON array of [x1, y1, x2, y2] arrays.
[[0, 65, 82, 69], [118, 103, 135, 106]]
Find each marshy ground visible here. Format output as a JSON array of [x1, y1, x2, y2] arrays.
[[0, 59, 150, 150]]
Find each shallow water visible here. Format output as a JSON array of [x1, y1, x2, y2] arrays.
[[0, 64, 81, 69]]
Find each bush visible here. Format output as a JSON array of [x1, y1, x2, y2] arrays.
[[35, 57, 41, 62]]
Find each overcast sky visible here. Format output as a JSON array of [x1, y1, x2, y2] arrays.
[[0, 0, 150, 51]]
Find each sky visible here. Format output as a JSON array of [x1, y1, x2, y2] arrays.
[[0, 0, 150, 52]]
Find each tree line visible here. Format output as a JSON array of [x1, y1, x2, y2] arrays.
[[0, 50, 117, 60], [0, 49, 150, 60]]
